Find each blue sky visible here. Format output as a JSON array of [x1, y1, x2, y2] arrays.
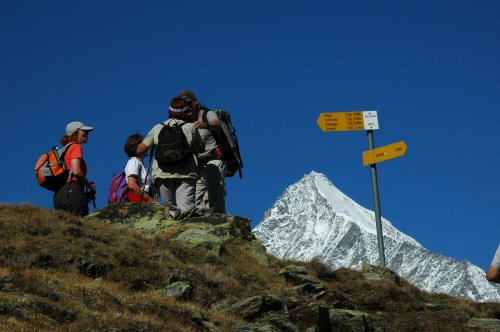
[[1, 1, 499, 271]]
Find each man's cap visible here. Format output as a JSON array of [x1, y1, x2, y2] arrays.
[[66, 121, 95, 135]]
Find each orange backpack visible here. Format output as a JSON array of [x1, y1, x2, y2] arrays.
[[35, 143, 74, 191]]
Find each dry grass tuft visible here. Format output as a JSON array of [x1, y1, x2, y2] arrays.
[[308, 256, 339, 281]]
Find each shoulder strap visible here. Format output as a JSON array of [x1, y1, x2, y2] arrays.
[[173, 121, 187, 129], [162, 119, 186, 128], [60, 142, 77, 181], [201, 110, 208, 124], [59, 142, 76, 159], [62, 142, 76, 152]]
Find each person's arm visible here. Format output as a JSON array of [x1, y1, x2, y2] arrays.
[[137, 142, 149, 156], [127, 175, 155, 203], [486, 246, 500, 283], [193, 110, 221, 130], [137, 127, 156, 156], [71, 158, 96, 192], [207, 117, 221, 130], [486, 266, 500, 283]]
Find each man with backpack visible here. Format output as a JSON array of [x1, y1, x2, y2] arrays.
[[178, 90, 227, 213], [136, 97, 203, 213]]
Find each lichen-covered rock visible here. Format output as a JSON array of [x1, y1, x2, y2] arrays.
[[255, 312, 300, 332], [320, 289, 355, 309], [288, 304, 319, 329], [164, 281, 193, 300], [174, 228, 224, 256], [232, 295, 284, 319], [239, 240, 269, 266], [467, 318, 500, 331], [361, 264, 401, 285], [231, 294, 299, 331], [85, 203, 177, 235], [362, 272, 384, 281], [279, 265, 325, 293], [232, 295, 265, 319], [86, 204, 268, 264], [280, 265, 307, 276], [329, 309, 382, 332], [238, 322, 282, 332]]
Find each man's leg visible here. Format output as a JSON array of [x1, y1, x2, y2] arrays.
[[195, 167, 208, 210], [204, 160, 226, 213], [213, 160, 228, 197], [176, 178, 197, 212], [158, 179, 176, 208]]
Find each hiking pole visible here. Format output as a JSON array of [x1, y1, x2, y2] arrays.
[[86, 183, 96, 210], [140, 145, 156, 203]]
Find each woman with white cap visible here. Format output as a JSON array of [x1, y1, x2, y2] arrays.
[[53, 121, 96, 217]]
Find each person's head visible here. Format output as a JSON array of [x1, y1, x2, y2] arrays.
[[178, 90, 197, 102], [169, 97, 193, 121], [61, 121, 94, 145], [177, 90, 201, 120], [124, 133, 145, 158]]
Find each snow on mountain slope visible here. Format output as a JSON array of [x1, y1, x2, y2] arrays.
[[254, 171, 500, 302]]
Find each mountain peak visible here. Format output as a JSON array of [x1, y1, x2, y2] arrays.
[[302, 171, 331, 186], [293, 171, 417, 243], [255, 172, 500, 302]]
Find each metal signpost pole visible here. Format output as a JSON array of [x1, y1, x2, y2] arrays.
[[318, 110, 404, 268], [367, 129, 386, 267]]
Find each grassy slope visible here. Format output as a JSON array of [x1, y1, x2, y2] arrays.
[[0, 204, 498, 331]]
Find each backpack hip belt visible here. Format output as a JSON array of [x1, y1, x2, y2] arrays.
[[198, 149, 218, 167]]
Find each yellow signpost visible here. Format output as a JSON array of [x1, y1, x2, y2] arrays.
[[363, 141, 408, 166], [317, 111, 379, 132], [316, 109, 407, 268]]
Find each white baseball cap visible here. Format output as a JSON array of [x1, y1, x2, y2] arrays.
[[66, 121, 95, 135]]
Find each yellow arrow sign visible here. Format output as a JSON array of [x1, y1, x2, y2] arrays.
[[317, 111, 379, 132], [363, 141, 408, 166]]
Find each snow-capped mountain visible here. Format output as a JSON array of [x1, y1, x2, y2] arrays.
[[254, 171, 500, 302]]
